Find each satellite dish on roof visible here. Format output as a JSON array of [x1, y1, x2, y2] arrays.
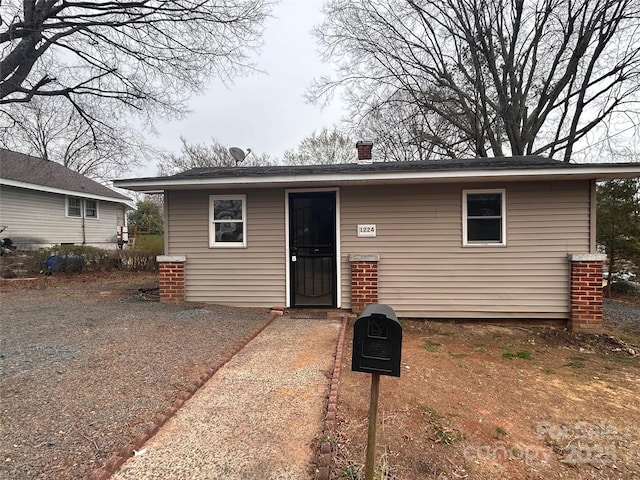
[[229, 147, 252, 166]]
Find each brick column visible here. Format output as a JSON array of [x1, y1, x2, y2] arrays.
[[568, 253, 606, 333], [157, 255, 186, 303], [349, 254, 379, 314]]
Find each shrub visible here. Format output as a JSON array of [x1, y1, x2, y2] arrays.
[[24, 244, 160, 274], [133, 235, 164, 256]]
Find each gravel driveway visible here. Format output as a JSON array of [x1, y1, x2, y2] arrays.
[[604, 297, 640, 331], [0, 272, 270, 480]]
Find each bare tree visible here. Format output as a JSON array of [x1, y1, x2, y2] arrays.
[[0, 95, 148, 181], [311, 0, 640, 162], [283, 127, 354, 165], [354, 91, 462, 162], [157, 137, 272, 175], [1, 1, 274, 128]]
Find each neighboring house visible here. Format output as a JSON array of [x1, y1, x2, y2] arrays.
[[114, 142, 640, 331], [0, 149, 135, 249]]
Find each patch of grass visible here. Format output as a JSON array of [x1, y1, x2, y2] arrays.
[[502, 349, 533, 360], [433, 425, 463, 445], [314, 433, 335, 446], [542, 366, 555, 374], [419, 403, 440, 419], [338, 463, 361, 479], [419, 404, 463, 445], [473, 342, 488, 353], [566, 360, 585, 369], [448, 352, 468, 359], [494, 426, 508, 439], [565, 355, 587, 369], [423, 341, 441, 353]]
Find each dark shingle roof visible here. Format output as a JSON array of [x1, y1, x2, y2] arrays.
[[114, 154, 640, 193], [0, 149, 131, 201], [163, 155, 566, 180]]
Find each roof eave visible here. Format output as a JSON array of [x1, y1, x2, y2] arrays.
[[1, 178, 135, 208], [113, 165, 640, 193]]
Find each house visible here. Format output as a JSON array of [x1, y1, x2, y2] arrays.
[[114, 142, 640, 332], [0, 149, 135, 249]]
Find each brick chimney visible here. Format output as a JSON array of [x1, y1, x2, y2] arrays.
[[356, 140, 373, 163]]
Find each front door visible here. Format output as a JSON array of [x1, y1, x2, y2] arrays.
[[289, 192, 337, 307]]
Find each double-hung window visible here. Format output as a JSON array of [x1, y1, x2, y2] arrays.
[[85, 199, 98, 219], [66, 197, 99, 218], [67, 197, 82, 217], [210, 195, 246, 247], [462, 189, 506, 246]]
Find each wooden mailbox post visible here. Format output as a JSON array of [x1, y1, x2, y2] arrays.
[[352, 304, 402, 480]]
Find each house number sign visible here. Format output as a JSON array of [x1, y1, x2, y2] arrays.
[[357, 224, 376, 237]]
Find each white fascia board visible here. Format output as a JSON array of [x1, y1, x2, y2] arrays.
[[113, 164, 640, 192], [0, 178, 135, 208]]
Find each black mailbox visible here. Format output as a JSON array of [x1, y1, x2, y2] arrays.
[[352, 304, 402, 377]]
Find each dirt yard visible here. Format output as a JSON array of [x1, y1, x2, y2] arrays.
[[331, 303, 640, 479]]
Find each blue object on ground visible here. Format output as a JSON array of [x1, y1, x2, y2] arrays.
[[46, 254, 85, 273]]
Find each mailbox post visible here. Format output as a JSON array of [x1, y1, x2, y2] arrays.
[[352, 304, 402, 480]]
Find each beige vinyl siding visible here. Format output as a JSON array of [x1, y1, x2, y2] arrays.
[[0, 185, 120, 248], [340, 180, 591, 319], [166, 189, 286, 306]]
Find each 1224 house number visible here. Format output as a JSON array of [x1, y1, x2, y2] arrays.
[[357, 224, 376, 237]]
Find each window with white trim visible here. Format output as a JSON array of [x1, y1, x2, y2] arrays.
[[67, 197, 82, 217], [462, 189, 506, 246], [85, 199, 98, 218], [209, 195, 246, 247]]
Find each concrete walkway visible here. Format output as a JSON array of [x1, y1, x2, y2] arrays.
[[111, 317, 342, 480]]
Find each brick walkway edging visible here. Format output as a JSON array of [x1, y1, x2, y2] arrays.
[[316, 315, 348, 480], [89, 312, 279, 480]]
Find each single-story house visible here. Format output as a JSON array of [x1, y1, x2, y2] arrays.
[[0, 149, 135, 249], [114, 142, 640, 331]]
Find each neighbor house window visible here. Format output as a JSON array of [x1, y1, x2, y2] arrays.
[[67, 197, 82, 217], [210, 195, 246, 247], [462, 189, 506, 246], [85, 199, 98, 218]]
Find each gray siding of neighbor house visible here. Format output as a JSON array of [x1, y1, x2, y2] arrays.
[[165, 179, 591, 319], [166, 189, 287, 306], [340, 180, 591, 318], [0, 185, 122, 248]]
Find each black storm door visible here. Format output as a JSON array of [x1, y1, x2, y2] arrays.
[[289, 192, 337, 307]]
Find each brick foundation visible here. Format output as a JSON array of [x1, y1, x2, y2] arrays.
[[568, 254, 606, 333], [349, 254, 379, 314], [157, 255, 186, 303]]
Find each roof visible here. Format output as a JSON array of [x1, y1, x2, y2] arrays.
[[0, 149, 133, 205], [114, 155, 640, 193]]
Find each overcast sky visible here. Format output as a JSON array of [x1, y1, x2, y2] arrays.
[[136, 0, 346, 176]]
